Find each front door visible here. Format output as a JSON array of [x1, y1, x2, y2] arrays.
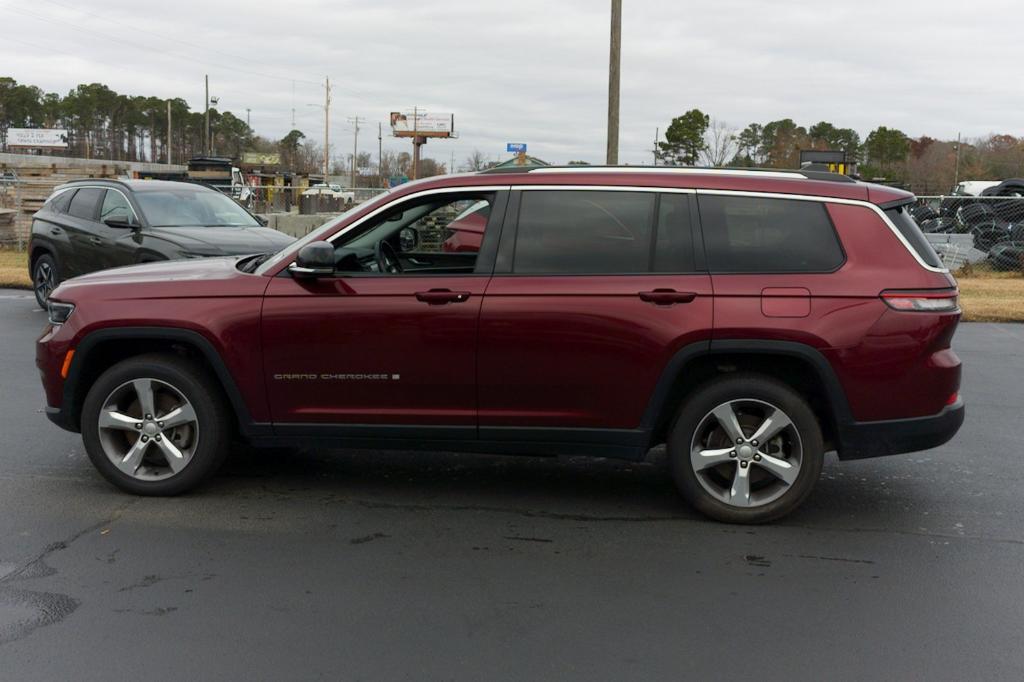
[[261, 190, 506, 434]]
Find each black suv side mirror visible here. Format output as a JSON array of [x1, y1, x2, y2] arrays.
[[104, 216, 137, 229], [289, 241, 335, 278], [399, 227, 419, 251]]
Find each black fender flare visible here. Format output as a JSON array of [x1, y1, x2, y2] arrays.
[[62, 327, 263, 436]]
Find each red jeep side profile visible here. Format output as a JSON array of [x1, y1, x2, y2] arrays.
[[36, 167, 964, 523]]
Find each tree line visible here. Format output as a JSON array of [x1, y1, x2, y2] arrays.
[[657, 108, 1024, 193]]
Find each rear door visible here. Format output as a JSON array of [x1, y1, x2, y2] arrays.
[[62, 187, 105, 277], [477, 188, 713, 437]]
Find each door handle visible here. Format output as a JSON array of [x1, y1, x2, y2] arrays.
[[89, 236, 103, 245], [415, 288, 471, 305], [638, 289, 697, 305]]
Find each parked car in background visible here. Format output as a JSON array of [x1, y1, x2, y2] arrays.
[[37, 166, 964, 523], [28, 179, 294, 308], [302, 183, 355, 202], [952, 180, 1000, 196]]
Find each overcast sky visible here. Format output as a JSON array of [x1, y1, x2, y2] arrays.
[[2, 0, 1021, 167]]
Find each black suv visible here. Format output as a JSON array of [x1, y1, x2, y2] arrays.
[[28, 179, 294, 307]]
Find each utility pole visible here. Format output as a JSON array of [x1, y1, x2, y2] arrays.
[[378, 122, 383, 188], [166, 100, 172, 165], [204, 74, 209, 156], [953, 131, 962, 188], [246, 108, 251, 128], [323, 76, 331, 180], [411, 106, 420, 181], [347, 116, 364, 189], [652, 127, 658, 166], [606, 0, 621, 165], [291, 80, 296, 128]]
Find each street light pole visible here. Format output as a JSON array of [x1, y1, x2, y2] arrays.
[[204, 74, 209, 156], [606, 0, 621, 166], [167, 100, 172, 165], [323, 76, 331, 180]]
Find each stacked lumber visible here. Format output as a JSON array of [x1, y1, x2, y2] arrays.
[[0, 162, 128, 244]]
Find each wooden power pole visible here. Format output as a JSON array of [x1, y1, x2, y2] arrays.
[[606, 0, 622, 165], [347, 116, 364, 189], [167, 100, 172, 165], [323, 76, 331, 180], [204, 74, 209, 156]]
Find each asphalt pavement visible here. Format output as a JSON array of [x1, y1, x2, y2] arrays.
[[1, 287, 1022, 680]]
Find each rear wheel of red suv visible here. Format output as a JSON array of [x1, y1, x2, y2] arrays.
[[668, 374, 824, 524], [81, 354, 231, 495]]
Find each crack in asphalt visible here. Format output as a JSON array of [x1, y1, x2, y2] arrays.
[[0, 499, 136, 646]]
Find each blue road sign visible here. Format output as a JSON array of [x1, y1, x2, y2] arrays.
[[507, 143, 527, 153]]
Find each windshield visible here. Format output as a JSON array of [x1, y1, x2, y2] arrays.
[[255, 188, 395, 275], [135, 189, 260, 228]]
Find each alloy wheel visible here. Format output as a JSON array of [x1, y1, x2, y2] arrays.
[[689, 398, 803, 508], [34, 261, 55, 303], [96, 378, 200, 481]]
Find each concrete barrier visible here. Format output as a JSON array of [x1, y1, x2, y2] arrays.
[[259, 213, 342, 239]]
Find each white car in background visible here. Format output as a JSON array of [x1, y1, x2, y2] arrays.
[[952, 180, 1000, 196], [302, 183, 354, 202]]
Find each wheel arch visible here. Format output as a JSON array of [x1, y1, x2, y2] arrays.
[[62, 327, 258, 437], [641, 340, 854, 452]]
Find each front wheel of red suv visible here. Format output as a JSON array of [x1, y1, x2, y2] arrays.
[[81, 354, 231, 495], [668, 374, 824, 524]]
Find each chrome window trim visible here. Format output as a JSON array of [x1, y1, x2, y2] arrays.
[[57, 185, 141, 225], [694, 189, 948, 274], [320, 185, 512, 246], [267, 183, 946, 276]]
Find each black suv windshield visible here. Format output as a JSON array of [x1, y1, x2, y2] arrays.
[[135, 189, 259, 228]]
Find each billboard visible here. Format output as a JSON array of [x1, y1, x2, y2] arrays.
[[242, 152, 281, 166], [390, 111, 454, 138], [7, 128, 69, 148]]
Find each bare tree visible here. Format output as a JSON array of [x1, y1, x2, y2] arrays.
[[462, 149, 489, 172], [700, 119, 737, 167]]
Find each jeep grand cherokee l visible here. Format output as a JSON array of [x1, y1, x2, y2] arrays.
[[36, 167, 964, 523]]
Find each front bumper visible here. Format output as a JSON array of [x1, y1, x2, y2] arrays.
[[837, 398, 965, 460]]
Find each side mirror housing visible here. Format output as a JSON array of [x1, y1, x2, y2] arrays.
[[289, 241, 335, 278], [103, 216, 137, 229]]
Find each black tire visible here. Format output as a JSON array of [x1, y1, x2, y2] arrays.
[[32, 253, 59, 309], [668, 373, 824, 524], [81, 353, 231, 495]]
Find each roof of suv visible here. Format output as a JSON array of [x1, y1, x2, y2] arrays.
[[392, 166, 913, 206], [55, 178, 218, 193]]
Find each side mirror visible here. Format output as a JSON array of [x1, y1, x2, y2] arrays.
[[399, 227, 419, 251], [254, 214, 269, 226], [289, 241, 335, 278], [104, 216, 137, 229]]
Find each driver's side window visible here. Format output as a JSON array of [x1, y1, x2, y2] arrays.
[[334, 192, 494, 276]]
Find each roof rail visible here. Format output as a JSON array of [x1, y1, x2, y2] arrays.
[[479, 165, 858, 183]]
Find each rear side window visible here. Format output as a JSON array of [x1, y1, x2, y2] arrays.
[[67, 187, 103, 220], [45, 189, 75, 214], [514, 190, 655, 274], [885, 204, 943, 269], [699, 195, 844, 273]]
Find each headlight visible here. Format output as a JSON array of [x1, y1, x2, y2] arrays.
[[47, 301, 75, 325]]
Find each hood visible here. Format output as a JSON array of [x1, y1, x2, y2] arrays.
[[149, 226, 294, 255]]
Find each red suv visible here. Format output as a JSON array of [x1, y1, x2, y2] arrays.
[[36, 167, 964, 523]]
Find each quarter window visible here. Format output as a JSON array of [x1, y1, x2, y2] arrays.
[[513, 190, 656, 274], [698, 195, 844, 273]]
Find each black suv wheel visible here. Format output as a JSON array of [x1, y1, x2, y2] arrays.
[[81, 353, 231, 495], [32, 253, 59, 309], [668, 374, 824, 524]]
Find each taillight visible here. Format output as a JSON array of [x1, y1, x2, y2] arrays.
[[880, 289, 959, 313]]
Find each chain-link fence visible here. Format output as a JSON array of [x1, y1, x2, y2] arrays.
[[243, 185, 388, 215], [914, 196, 1024, 273], [0, 169, 24, 250]]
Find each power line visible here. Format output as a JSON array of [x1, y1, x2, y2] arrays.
[[33, 0, 323, 86], [4, 4, 324, 88]]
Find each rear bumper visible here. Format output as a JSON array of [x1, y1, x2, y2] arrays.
[[837, 398, 964, 460]]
